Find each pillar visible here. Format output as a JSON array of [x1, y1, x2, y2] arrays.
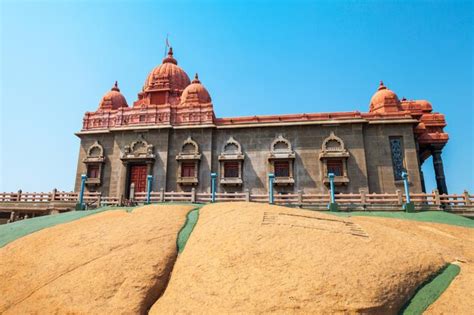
[[431, 146, 448, 195]]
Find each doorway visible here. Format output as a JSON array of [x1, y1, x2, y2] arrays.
[[128, 164, 148, 197]]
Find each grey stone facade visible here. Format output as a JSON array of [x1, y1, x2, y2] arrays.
[[75, 120, 423, 198]]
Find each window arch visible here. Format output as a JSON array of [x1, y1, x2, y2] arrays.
[[219, 137, 244, 186]]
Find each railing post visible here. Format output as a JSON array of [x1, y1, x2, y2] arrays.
[[97, 192, 102, 207], [402, 171, 414, 212], [396, 189, 403, 205], [328, 173, 338, 211], [160, 188, 165, 202], [77, 174, 87, 210], [146, 175, 153, 204], [211, 173, 217, 203], [191, 187, 196, 203], [268, 173, 275, 204], [17, 189, 22, 202], [245, 188, 250, 202], [297, 190, 303, 207], [433, 189, 441, 208], [463, 190, 471, 206], [359, 189, 367, 205], [129, 183, 135, 202]]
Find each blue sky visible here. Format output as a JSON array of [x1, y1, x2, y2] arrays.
[[1, 0, 472, 193]]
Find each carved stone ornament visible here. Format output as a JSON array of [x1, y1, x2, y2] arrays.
[[176, 136, 201, 160], [120, 134, 156, 161], [320, 132, 350, 159], [83, 141, 105, 163], [268, 135, 295, 160], [219, 136, 244, 161]]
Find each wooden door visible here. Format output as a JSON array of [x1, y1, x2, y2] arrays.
[[130, 165, 148, 193]]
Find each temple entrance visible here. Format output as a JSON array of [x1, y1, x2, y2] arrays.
[[128, 164, 148, 196]]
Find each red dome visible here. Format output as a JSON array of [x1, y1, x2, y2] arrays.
[[180, 73, 212, 104], [143, 47, 190, 93], [99, 81, 128, 110], [369, 81, 401, 113]]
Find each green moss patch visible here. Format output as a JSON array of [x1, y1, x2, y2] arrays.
[[401, 263, 461, 314], [328, 211, 473, 228], [177, 206, 202, 254], [0, 206, 135, 248]]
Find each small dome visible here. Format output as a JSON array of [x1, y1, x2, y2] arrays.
[[143, 47, 191, 92], [180, 73, 212, 104], [369, 81, 401, 113], [99, 81, 128, 110]]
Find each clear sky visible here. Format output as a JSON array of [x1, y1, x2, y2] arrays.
[[1, 0, 473, 193]]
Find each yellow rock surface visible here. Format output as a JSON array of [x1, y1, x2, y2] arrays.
[[0, 204, 193, 314], [151, 202, 473, 314]]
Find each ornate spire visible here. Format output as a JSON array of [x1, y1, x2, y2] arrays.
[[192, 73, 201, 84], [162, 46, 177, 65], [111, 81, 120, 92], [378, 80, 387, 91]]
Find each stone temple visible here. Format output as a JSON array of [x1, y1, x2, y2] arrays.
[[74, 47, 449, 199]]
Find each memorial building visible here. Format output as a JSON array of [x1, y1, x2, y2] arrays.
[[75, 48, 449, 199]]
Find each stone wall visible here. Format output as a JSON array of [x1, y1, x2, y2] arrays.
[[75, 121, 422, 198]]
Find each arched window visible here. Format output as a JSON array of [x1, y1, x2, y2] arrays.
[[218, 137, 244, 186], [320, 132, 350, 185], [176, 137, 201, 186], [268, 135, 295, 186], [83, 141, 105, 186]]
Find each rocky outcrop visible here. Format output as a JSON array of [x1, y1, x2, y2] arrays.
[[0, 204, 194, 314]]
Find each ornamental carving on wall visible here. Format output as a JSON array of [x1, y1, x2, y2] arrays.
[[176, 136, 201, 160], [322, 132, 345, 152], [83, 141, 105, 163], [121, 134, 155, 160]]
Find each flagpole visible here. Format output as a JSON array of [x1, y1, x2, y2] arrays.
[[164, 34, 169, 57]]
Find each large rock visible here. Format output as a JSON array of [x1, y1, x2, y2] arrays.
[[0, 204, 194, 314], [150, 202, 469, 314]]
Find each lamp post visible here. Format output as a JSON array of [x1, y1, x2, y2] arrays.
[[402, 171, 414, 212], [146, 175, 153, 204], [211, 172, 217, 203], [78, 174, 87, 210], [268, 173, 275, 204], [328, 173, 338, 212]]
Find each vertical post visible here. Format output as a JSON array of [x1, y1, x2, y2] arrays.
[[129, 183, 136, 202], [297, 190, 303, 207], [146, 175, 153, 204], [328, 173, 338, 211], [268, 173, 275, 204], [463, 190, 471, 206], [401, 171, 414, 212], [245, 188, 250, 202], [160, 188, 165, 202], [16, 189, 22, 202], [78, 174, 87, 210], [396, 189, 403, 205], [51, 188, 57, 202], [211, 173, 217, 203], [191, 187, 196, 203], [431, 146, 448, 195], [359, 189, 367, 205]]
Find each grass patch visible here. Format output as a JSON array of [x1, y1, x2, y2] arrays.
[[328, 211, 473, 228], [177, 205, 202, 254], [0, 206, 136, 248], [400, 263, 461, 314]]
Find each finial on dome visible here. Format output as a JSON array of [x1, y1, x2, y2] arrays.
[[111, 81, 120, 92], [162, 47, 178, 65], [192, 73, 201, 84], [378, 80, 387, 91]]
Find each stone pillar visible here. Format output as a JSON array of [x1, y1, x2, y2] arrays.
[[431, 146, 448, 195], [419, 169, 427, 193]]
